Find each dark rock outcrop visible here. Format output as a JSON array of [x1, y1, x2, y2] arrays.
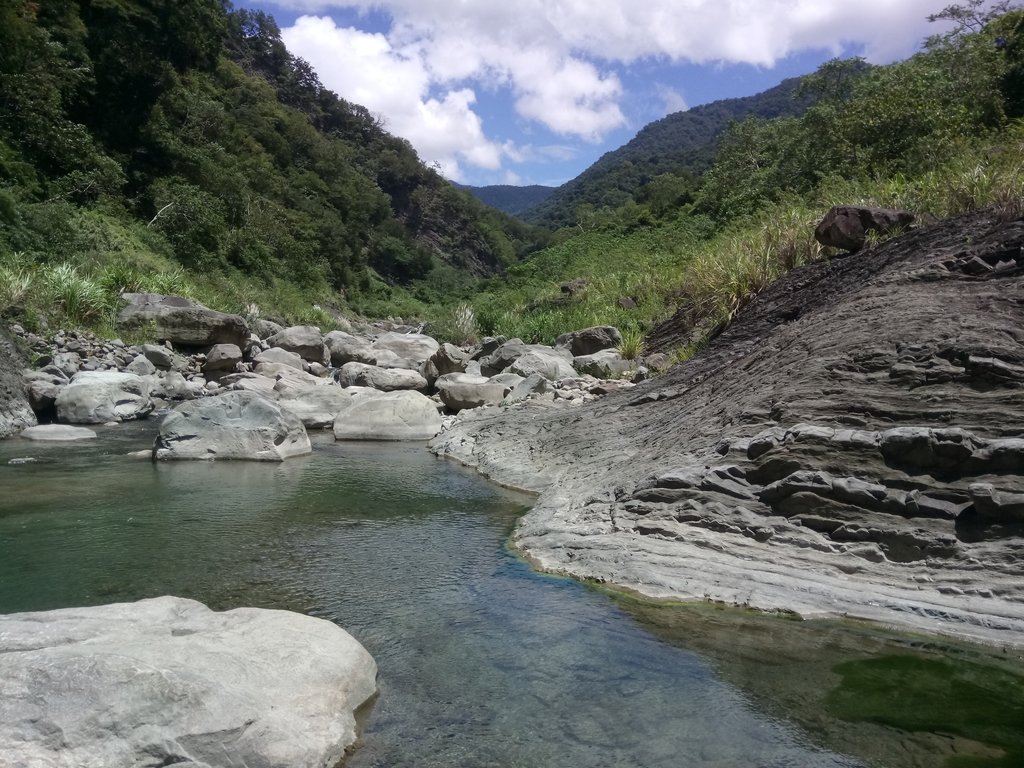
[[814, 205, 915, 252], [432, 209, 1024, 646]]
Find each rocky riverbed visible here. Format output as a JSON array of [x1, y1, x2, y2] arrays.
[[431, 209, 1024, 647]]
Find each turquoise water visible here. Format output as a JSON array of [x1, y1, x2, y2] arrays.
[[0, 424, 868, 767]]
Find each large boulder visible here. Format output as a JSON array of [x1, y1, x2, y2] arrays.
[[333, 390, 441, 441], [371, 332, 439, 367], [324, 331, 376, 367], [480, 338, 530, 375], [435, 373, 509, 412], [254, 346, 305, 371], [509, 349, 577, 381], [574, 349, 633, 378], [277, 385, 354, 429], [0, 596, 376, 768], [153, 391, 311, 461], [19, 424, 97, 441], [814, 205, 915, 252], [202, 343, 243, 374], [118, 294, 249, 349], [55, 371, 153, 424], [556, 326, 622, 357], [266, 325, 328, 365], [335, 361, 427, 391]]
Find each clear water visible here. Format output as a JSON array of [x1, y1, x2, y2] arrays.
[[0, 424, 868, 767]]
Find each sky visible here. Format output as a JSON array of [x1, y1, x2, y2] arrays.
[[236, 0, 970, 188]]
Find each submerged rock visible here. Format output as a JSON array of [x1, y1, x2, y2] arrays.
[[0, 596, 376, 768]]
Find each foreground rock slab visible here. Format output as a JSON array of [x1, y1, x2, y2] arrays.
[[432, 210, 1024, 648], [20, 424, 97, 441], [154, 390, 311, 461], [0, 596, 377, 768]]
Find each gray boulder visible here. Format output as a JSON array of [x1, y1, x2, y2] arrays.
[[480, 338, 530, 375], [154, 391, 311, 461], [424, 343, 472, 382], [556, 326, 623, 356], [125, 354, 157, 377], [0, 596, 376, 768], [509, 349, 577, 381], [277, 385, 354, 429], [250, 317, 285, 340], [139, 343, 189, 372], [814, 205, 915, 252], [503, 373, 553, 405], [573, 349, 633, 378], [55, 371, 153, 424], [435, 373, 508, 412], [203, 343, 243, 373], [371, 332, 439, 366], [118, 294, 249, 349], [266, 325, 327, 364], [324, 331, 376, 367], [334, 390, 442, 441], [253, 361, 324, 389], [336, 361, 427, 391], [254, 346, 305, 371]]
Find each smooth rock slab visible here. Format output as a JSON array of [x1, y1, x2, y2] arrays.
[[154, 391, 311, 461], [336, 361, 427, 391], [334, 390, 442, 441], [0, 596, 377, 768], [20, 424, 97, 441]]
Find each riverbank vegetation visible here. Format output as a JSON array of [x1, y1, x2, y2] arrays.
[[1, 1, 1022, 350]]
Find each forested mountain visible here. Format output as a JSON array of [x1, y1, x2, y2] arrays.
[[0, 0, 539, 315], [459, 184, 556, 216], [522, 77, 814, 229]]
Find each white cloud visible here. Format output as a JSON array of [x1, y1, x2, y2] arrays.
[[656, 85, 688, 116], [269, 0, 973, 180]]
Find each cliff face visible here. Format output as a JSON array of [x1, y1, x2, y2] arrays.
[[0, 326, 35, 438], [432, 209, 1024, 647]]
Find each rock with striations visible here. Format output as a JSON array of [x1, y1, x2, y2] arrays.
[[556, 326, 623, 356], [430, 210, 1024, 647], [335, 361, 427, 391], [154, 390, 311, 461], [266, 325, 328, 365], [0, 328, 37, 438], [55, 371, 153, 424], [435, 373, 509, 412], [334, 389, 441, 441], [814, 205, 915, 252], [0, 596, 376, 768]]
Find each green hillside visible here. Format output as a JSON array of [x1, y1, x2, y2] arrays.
[[459, 184, 557, 216], [0, 0, 541, 328], [522, 77, 814, 229]]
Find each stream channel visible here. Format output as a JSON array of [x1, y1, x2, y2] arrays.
[[1, 423, 1020, 768]]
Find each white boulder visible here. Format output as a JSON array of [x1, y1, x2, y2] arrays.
[[333, 390, 442, 441]]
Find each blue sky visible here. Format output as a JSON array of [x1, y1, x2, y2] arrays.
[[237, 1, 965, 187]]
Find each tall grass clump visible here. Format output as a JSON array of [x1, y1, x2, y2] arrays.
[[428, 302, 480, 345], [678, 204, 827, 327], [42, 262, 109, 324], [617, 327, 645, 360], [0, 253, 34, 312]]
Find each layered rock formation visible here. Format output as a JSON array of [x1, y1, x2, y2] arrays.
[[432, 209, 1024, 647]]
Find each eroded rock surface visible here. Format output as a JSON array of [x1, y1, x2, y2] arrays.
[[154, 390, 311, 461], [431, 210, 1024, 646], [0, 596, 376, 768]]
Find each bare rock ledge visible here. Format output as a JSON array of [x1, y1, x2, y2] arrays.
[[431, 209, 1024, 648]]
